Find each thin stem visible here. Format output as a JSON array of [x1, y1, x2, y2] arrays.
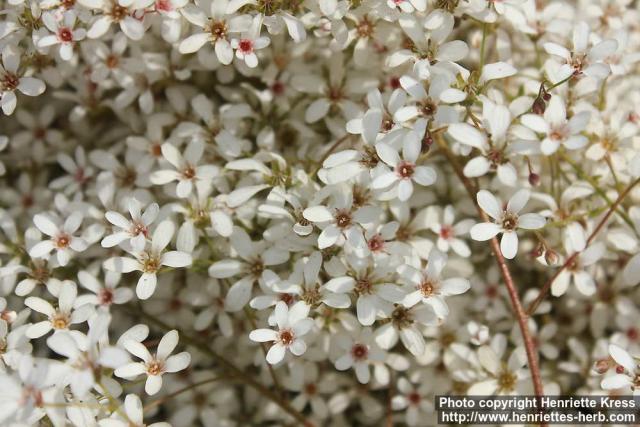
[[546, 74, 573, 90], [143, 376, 225, 411], [120, 305, 311, 426], [479, 23, 488, 71], [559, 152, 639, 238], [527, 177, 640, 315], [310, 134, 352, 177], [435, 135, 546, 405]]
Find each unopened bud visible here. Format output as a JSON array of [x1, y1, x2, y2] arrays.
[[532, 97, 546, 115], [543, 93, 551, 101], [529, 172, 541, 186], [545, 249, 559, 266], [422, 132, 433, 153]]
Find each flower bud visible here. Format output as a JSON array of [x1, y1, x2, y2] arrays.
[[528, 172, 541, 186], [532, 97, 546, 115], [545, 249, 559, 266]]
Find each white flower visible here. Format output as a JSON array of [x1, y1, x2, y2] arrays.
[[150, 140, 219, 198], [392, 377, 434, 426], [178, 0, 252, 64], [334, 327, 385, 384], [101, 198, 159, 251], [470, 189, 546, 259], [103, 220, 192, 299], [551, 242, 605, 297], [0, 46, 46, 115], [447, 99, 518, 186], [520, 96, 590, 155], [29, 212, 88, 266], [38, 11, 86, 61], [544, 21, 617, 80], [79, 0, 155, 40], [468, 344, 529, 395], [208, 226, 289, 311], [430, 205, 474, 257], [230, 15, 270, 68], [25, 282, 93, 338], [115, 329, 191, 395], [249, 301, 314, 365], [372, 132, 437, 201], [601, 344, 640, 395], [324, 256, 405, 326], [399, 249, 470, 317], [303, 190, 377, 250], [77, 269, 133, 308]]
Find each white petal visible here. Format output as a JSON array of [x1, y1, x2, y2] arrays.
[[500, 232, 518, 259]]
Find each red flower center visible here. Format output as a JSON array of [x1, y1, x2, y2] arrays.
[[238, 39, 253, 53], [439, 225, 453, 240], [351, 343, 368, 360], [58, 27, 73, 43]]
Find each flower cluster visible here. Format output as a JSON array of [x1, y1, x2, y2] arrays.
[[0, 0, 639, 425]]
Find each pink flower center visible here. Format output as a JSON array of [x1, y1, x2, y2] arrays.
[[99, 288, 114, 305], [396, 161, 415, 179], [155, 0, 172, 11], [367, 234, 385, 252]]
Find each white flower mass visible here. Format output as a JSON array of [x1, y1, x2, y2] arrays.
[[0, 0, 639, 425]]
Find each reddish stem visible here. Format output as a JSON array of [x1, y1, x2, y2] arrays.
[[436, 136, 546, 404]]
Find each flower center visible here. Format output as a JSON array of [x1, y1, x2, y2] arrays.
[[238, 39, 253, 53], [391, 305, 413, 328], [109, 3, 129, 22], [208, 20, 227, 41], [249, 259, 264, 278], [420, 99, 437, 117], [51, 311, 70, 329], [98, 288, 114, 305], [278, 329, 295, 346], [0, 73, 19, 91], [334, 210, 352, 229], [367, 234, 385, 252], [130, 221, 148, 237], [355, 278, 373, 295], [549, 124, 569, 141], [146, 359, 164, 375], [142, 255, 160, 273], [439, 225, 453, 240], [305, 383, 317, 395], [351, 343, 369, 360], [408, 391, 421, 405], [501, 212, 518, 230], [58, 27, 74, 43], [155, 0, 172, 11], [396, 161, 415, 179], [419, 279, 438, 297], [497, 370, 517, 391], [182, 166, 196, 180], [55, 233, 71, 249]]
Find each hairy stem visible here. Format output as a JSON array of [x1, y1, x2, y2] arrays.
[[435, 135, 545, 403]]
